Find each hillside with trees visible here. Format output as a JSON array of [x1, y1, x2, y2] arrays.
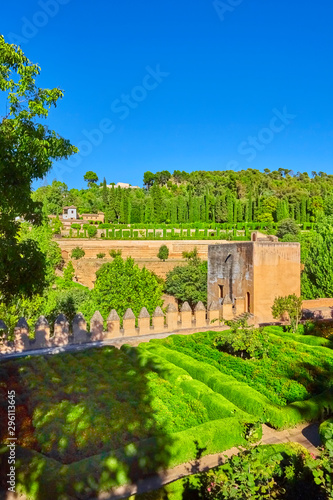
[[34, 169, 333, 225]]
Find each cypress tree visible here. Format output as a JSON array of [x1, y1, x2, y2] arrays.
[[227, 195, 233, 223], [102, 177, 108, 206], [108, 185, 117, 222], [233, 199, 238, 223], [301, 197, 307, 222], [237, 200, 243, 222], [295, 203, 300, 223], [193, 197, 200, 222]]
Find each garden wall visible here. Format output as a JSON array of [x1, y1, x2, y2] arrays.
[[0, 302, 223, 357]]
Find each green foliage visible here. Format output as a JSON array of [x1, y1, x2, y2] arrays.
[[0, 36, 77, 302], [200, 444, 333, 500], [0, 294, 45, 335], [83, 170, 98, 187], [63, 261, 75, 285], [71, 247, 85, 260], [92, 255, 164, 319], [43, 287, 91, 329], [87, 225, 97, 238], [149, 330, 333, 426], [51, 215, 63, 235], [214, 327, 270, 360], [301, 218, 333, 299], [319, 418, 333, 454], [272, 294, 303, 332], [157, 244, 169, 261], [96, 252, 106, 259], [109, 249, 122, 258], [276, 218, 300, 239], [165, 250, 207, 308]]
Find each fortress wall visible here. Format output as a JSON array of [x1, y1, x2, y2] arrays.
[[0, 302, 222, 357], [253, 242, 301, 324]]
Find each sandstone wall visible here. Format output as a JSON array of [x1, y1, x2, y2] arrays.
[[58, 239, 227, 287], [253, 242, 301, 324], [58, 239, 226, 260], [0, 302, 222, 357], [302, 298, 333, 309]]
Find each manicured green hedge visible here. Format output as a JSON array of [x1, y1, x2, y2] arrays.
[[143, 343, 333, 429], [152, 329, 333, 407], [264, 326, 333, 349], [129, 344, 251, 421]]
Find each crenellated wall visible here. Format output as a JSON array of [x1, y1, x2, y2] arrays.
[[0, 302, 222, 357]]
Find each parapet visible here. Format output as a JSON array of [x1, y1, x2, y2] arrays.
[[0, 302, 222, 357]]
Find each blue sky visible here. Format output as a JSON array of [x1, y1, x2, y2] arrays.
[[1, 0, 333, 189]]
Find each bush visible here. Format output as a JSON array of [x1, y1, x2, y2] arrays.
[[109, 249, 122, 258], [272, 294, 303, 332], [93, 255, 164, 319], [214, 327, 270, 360], [276, 218, 300, 239], [63, 261, 75, 284], [71, 247, 85, 260], [96, 253, 105, 259], [87, 225, 97, 238], [157, 245, 169, 261]]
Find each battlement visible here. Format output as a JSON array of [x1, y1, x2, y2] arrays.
[[0, 302, 222, 357]]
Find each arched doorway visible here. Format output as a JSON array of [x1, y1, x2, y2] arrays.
[[246, 292, 251, 313]]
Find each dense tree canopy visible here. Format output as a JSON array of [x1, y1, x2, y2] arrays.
[[301, 218, 333, 299], [33, 168, 333, 227], [165, 249, 207, 309], [0, 36, 77, 301], [92, 255, 164, 319], [84, 171, 99, 187]]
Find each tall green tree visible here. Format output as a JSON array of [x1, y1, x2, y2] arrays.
[[93, 256, 164, 319], [84, 171, 99, 188], [301, 218, 333, 298], [165, 249, 207, 309], [0, 36, 77, 301]]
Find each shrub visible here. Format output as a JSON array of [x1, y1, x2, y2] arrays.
[[272, 294, 303, 332], [276, 218, 300, 239], [87, 225, 97, 238], [63, 261, 75, 284], [157, 245, 169, 261], [71, 247, 85, 260], [93, 255, 164, 319], [214, 327, 270, 360], [109, 249, 122, 258], [319, 418, 333, 450], [96, 253, 105, 259]]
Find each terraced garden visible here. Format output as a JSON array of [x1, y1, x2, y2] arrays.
[[1, 326, 333, 499]]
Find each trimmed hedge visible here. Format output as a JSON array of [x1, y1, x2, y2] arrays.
[[144, 343, 333, 429], [264, 326, 333, 349], [130, 344, 251, 421]]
